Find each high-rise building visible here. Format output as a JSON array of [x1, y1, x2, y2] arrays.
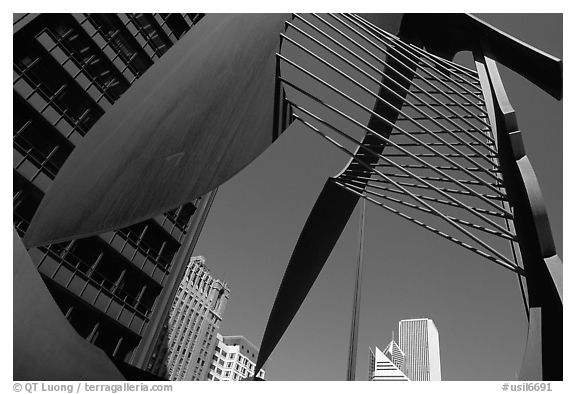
[[147, 256, 230, 380], [368, 346, 409, 381], [207, 334, 266, 381], [399, 318, 441, 381], [368, 347, 376, 381], [368, 335, 407, 381], [383, 338, 406, 374], [13, 13, 215, 376]]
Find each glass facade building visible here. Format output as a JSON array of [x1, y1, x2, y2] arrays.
[[398, 318, 442, 381]]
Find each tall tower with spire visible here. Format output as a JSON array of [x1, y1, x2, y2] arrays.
[[383, 334, 406, 374], [368, 346, 410, 381]]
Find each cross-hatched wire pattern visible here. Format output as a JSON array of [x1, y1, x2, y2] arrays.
[[277, 13, 526, 285]]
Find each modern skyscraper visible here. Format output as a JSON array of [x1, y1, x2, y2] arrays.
[[383, 338, 406, 374], [399, 318, 441, 381], [207, 334, 266, 381], [147, 256, 230, 380], [13, 13, 214, 378], [368, 347, 375, 381], [368, 346, 409, 381]]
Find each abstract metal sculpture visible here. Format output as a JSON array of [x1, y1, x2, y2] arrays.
[[24, 13, 291, 247], [255, 14, 562, 380], [18, 13, 561, 380]]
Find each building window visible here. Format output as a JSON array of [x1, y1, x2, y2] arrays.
[[14, 41, 103, 141], [120, 13, 173, 60], [83, 13, 152, 79], [35, 20, 129, 107], [13, 96, 73, 192]]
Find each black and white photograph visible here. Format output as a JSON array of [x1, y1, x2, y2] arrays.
[[9, 4, 567, 392]]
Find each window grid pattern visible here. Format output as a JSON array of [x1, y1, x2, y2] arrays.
[[150, 257, 228, 381], [14, 96, 74, 191], [102, 228, 173, 286], [30, 243, 151, 334], [34, 24, 129, 110], [13, 42, 104, 144], [13, 13, 205, 364], [78, 13, 153, 82], [120, 13, 173, 61], [154, 13, 204, 41], [208, 335, 266, 381]]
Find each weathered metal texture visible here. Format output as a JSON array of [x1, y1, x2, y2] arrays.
[[479, 57, 562, 380], [256, 13, 411, 374], [399, 14, 562, 100], [13, 229, 125, 380], [24, 13, 290, 247]]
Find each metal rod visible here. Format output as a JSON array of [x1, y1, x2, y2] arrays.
[[375, 162, 501, 174], [379, 152, 497, 159], [422, 47, 481, 82], [291, 111, 519, 269], [359, 19, 481, 83], [333, 179, 521, 274], [346, 14, 483, 96], [391, 138, 494, 147], [410, 50, 478, 94], [276, 51, 506, 201], [282, 77, 515, 226], [339, 174, 510, 219], [277, 55, 512, 217], [414, 52, 482, 91], [409, 101, 481, 108], [300, 14, 498, 166], [290, 15, 496, 147], [414, 47, 483, 90], [280, 29, 500, 174], [333, 14, 495, 156], [412, 76, 481, 92], [334, 13, 490, 118], [343, 168, 503, 193], [396, 114, 490, 124], [346, 198, 366, 381], [343, 174, 508, 203], [312, 13, 495, 141], [340, 177, 517, 241]]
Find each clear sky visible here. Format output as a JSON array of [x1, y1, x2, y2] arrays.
[[193, 14, 562, 381]]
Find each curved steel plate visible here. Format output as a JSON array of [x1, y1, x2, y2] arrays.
[[25, 14, 289, 247]]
